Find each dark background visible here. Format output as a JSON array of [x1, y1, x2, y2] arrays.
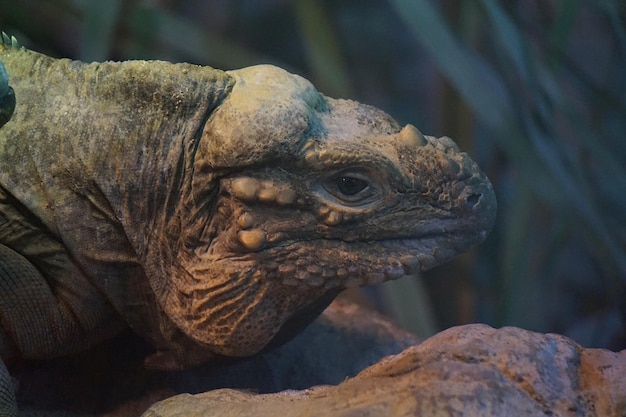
[[1, 0, 624, 349]]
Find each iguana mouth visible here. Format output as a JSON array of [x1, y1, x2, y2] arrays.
[[257, 229, 483, 290]]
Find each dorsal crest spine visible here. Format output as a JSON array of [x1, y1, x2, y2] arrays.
[[1, 32, 21, 50]]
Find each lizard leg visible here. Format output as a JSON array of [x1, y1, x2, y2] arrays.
[[0, 242, 82, 357], [0, 242, 85, 415]]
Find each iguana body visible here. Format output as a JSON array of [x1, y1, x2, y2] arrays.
[[0, 34, 496, 415]]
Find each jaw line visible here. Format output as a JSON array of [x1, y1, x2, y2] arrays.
[[268, 224, 484, 264], [249, 232, 474, 291]]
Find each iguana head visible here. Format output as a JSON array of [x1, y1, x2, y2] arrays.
[[159, 65, 496, 358]]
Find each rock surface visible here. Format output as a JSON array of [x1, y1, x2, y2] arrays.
[[144, 324, 626, 417]]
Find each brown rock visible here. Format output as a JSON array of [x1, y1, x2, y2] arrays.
[[143, 324, 626, 417]]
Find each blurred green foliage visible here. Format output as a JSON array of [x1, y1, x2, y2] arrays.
[[0, 0, 624, 349]]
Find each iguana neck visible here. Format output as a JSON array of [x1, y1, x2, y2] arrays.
[[0, 47, 233, 257]]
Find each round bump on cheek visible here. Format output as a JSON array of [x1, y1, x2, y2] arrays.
[[237, 229, 267, 251], [306, 265, 322, 275], [276, 188, 297, 205], [237, 212, 255, 229], [230, 177, 261, 202], [257, 185, 279, 203], [323, 210, 343, 226], [278, 263, 296, 275], [295, 270, 310, 281], [317, 205, 331, 217], [316, 204, 345, 226]]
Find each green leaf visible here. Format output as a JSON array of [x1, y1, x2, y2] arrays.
[[126, 6, 269, 69], [292, 0, 353, 98], [388, 0, 513, 129], [79, 0, 122, 61]]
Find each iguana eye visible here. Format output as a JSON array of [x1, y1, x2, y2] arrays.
[[335, 176, 369, 196], [322, 171, 379, 204]]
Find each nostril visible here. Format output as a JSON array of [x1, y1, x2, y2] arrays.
[[466, 192, 481, 208]]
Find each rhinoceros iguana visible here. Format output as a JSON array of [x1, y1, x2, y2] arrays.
[[0, 33, 496, 415]]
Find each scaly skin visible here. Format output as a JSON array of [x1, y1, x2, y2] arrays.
[[0, 33, 496, 415]]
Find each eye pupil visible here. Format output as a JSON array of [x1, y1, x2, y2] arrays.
[[336, 176, 368, 196]]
